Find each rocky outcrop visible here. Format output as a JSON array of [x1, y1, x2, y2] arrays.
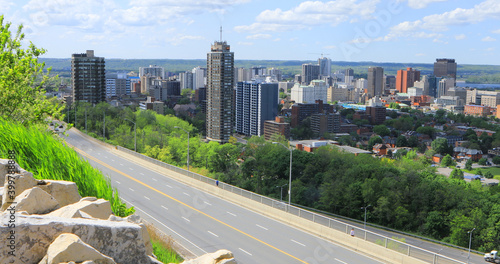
[[48, 197, 112, 220], [179, 250, 236, 264], [38, 180, 81, 207], [1, 170, 40, 210], [39, 233, 116, 264], [14, 187, 59, 214]]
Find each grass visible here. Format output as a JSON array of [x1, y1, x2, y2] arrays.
[[146, 223, 184, 264], [0, 118, 134, 217]]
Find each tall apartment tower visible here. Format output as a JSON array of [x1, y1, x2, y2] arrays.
[[396, 67, 420, 94], [139, 65, 164, 79], [206, 40, 235, 144], [318, 57, 331, 77], [367, 67, 384, 97], [72, 50, 106, 104], [434, 59, 457, 79], [301, 64, 320, 85], [345, 68, 354, 84]]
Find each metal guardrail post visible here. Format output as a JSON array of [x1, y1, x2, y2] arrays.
[[385, 237, 388, 248]]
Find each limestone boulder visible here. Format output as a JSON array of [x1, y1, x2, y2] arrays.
[[107, 214, 152, 256], [0, 213, 152, 264], [0, 159, 23, 187], [48, 197, 112, 220], [181, 250, 236, 264], [15, 187, 59, 214], [1, 171, 39, 210], [38, 180, 81, 207], [38, 233, 116, 264]]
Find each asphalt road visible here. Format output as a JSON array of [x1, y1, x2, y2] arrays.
[[63, 129, 382, 264]]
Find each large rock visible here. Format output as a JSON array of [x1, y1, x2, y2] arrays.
[[0, 159, 23, 188], [38, 233, 116, 264], [1, 171, 39, 211], [108, 214, 153, 256], [48, 197, 112, 220], [181, 250, 236, 264], [14, 187, 59, 214], [0, 213, 152, 264], [38, 180, 81, 207]]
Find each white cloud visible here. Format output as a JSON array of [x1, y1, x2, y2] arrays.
[[415, 53, 426, 56], [492, 29, 500, 34], [246, 33, 272, 39], [455, 34, 466, 40], [482, 36, 497, 41], [234, 0, 379, 33], [386, 0, 500, 40], [273, 38, 281, 42], [0, 0, 15, 12], [406, 0, 447, 9]]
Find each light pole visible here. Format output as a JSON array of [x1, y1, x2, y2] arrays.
[[361, 205, 371, 229], [273, 142, 292, 205], [85, 107, 87, 133], [175, 126, 190, 171], [124, 118, 137, 152], [468, 228, 475, 264], [276, 184, 287, 202]]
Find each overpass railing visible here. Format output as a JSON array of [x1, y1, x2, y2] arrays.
[[117, 145, 465, 264]]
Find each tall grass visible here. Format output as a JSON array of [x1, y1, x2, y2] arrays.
[[0, 118, 134, 217], [146, 223, 184, 264]]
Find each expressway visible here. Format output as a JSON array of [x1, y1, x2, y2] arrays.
[[63, 128, 382, 264]]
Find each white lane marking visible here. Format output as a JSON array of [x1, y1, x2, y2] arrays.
[[144, 196, 150, 200], [120, 163, 124, 166], [140, 173, 145, 175], [166, 184, 172, 188], [208, 231, 219, 237], [121, 198, 207, 256], [183, 192, 190, 197], [111, 159, 115, 162], [335, 258, 348, 264], [239, 248, 252, 256], [256, 224, 268, 230], [115, 181, 121, 184], [97, 153, 101, 155], [182, 217, 190, 223], [291, 239, 306, 247], [152, 178, 158, 181], [129, 188, 134, 192], [204, 201, 212, 206], [161, 205, 168, 210], [104, 156, 108, 158], [227, 211, 236, 217], [129, 167, 134, 171]]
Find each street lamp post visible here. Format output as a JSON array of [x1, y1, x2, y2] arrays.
[[175, 126, 190, 171], [124, 118, 137, 152], [273, 142, 292, 205], [468, 228, 476, 264], [361, 205, 371, 229]]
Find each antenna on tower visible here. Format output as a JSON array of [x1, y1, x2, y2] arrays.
[[220, 26, 223, 42]]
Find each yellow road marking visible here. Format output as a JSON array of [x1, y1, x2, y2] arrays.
[[68, 142, 308, 263]]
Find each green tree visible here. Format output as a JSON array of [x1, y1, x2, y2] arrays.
[[465, 159, 473, 170], [492, 156, 500, 165], [408, 136, 419, 148], [368, 136, 383, 150], [373, 125, 390, 137], [416, 126, 436, 139], [441, 154, 455, 167], [478, 158, 488, 166], [396, 135, 408, 147], [449, 168, 464, 180], [484, 171, 494, 179], [432, 138, 451, 155], [0, 16, 63, 124]]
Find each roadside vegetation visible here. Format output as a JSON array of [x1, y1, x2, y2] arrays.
[[146, 223, 183, 263]]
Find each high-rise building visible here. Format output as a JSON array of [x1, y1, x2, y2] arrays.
[[345, 68, 354, 84], [318, 57, 331, 77], [434, 59, 457, 79], [206, 40, 234, 144], [437, 77, 455, 98], [72, 50, 106, 104], [139, 65, 164, 79], [301, 64, 320, 85], [427, 75, 441, 98], [106, 72, 130, 97], [383, 75, 396, 93], [179, 71, 193, 89], [235, 82, 278, 136], [413, 75, 430, 96], [291, 80, 328, 104], [192, 66, 206, 90], [396, 67, 420, 94], [367, 67, 384, 97]]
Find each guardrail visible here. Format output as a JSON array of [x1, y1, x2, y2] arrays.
[[116, 145, 466, 264]]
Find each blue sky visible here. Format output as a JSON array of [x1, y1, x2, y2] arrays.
[[1, 0, 500, 65]]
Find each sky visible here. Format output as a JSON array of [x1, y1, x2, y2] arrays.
[[1, 0, 500, 65]]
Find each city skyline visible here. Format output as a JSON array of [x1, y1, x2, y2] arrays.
[[2, 0, 500, 65]]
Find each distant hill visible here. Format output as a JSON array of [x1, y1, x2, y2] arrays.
[[40, 58, 500, 82]]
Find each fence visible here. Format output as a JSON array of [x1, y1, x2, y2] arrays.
[[116, 146, 466, 264]]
